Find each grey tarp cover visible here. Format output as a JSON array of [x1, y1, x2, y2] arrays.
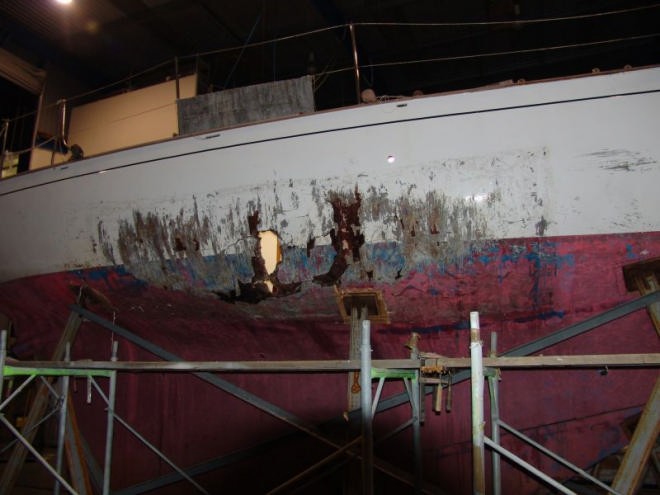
[[177, 75, 314, 135]]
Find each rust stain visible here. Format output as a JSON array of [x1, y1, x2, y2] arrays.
[[173, 237, 186, 252], [385, 190, 487, 267], [306, 236, 316, 257], [247, 211, 260, 237], [111, 181, 490, 300], [247, 211, 268, 282], [313, 186, 364, 286], [306, 184, 489, 286], [97, 221, 116, 265], [364, 185, 390, 227], [116, 197, 213, 289]]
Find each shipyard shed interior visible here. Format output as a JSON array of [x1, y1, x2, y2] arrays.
[[0, 1, 659, 494]]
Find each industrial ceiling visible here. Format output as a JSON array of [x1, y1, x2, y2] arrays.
[[0, 0, 658, 110]]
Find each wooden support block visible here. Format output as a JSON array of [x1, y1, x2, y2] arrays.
[[611, 376, 660, 494], [623, 258, 660, 337]]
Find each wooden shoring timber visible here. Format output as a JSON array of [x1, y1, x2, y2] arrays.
[[347, 307, 363, 412], [612, 376, 660, 494], [623, 257, 660, 337], [64, 394, 93, 495]]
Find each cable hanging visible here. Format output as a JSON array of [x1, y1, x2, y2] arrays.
[[321, 32, 660, 76], [355, 3, 660, 28]]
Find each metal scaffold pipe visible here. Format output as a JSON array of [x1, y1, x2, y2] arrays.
[[53, 344, 71, 495], [0, 330, 6, 402], [488, 332, 502, 495], [470, 311, 486, 495], [102, 341, 119, 495], [361, 318, 373, 495], [349, 23, 361, 104], [0, 120, 9, 171]]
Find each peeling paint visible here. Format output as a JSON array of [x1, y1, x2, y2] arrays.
[[385, 191, 487, 270], [536, 216, 549, 236], [111, 180, 493, 299], [116, 198, 214, 291]]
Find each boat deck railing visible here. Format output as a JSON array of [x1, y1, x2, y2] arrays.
[[1, 8, 658, 177]]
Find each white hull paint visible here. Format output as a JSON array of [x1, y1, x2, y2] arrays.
[[0, 67, 658, 292]]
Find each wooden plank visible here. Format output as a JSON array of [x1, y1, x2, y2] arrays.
[[612, 376, 660, 494], [65, 394, 93, 495], [347, 307, 361, 411], [482, 354, 660, 368], [622, 258, 660, 337], [424, 354, 660, 370], [5, 353, 660, 372], [0, 310, 83, 494]]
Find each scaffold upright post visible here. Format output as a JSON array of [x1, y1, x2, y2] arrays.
[[0, 330, 6, 400], [348, 306, 362, 411], [103, 340, 119, 495], [411, 368, 422, 495], [54, 343, 71, 495], [361, 318, 373, 495], [406, 331, 423, 494], [470, 311, 486, 495], [488, 332, 501, 495]]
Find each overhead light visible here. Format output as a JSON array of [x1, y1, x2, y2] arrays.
[[55, 0, 73, 5]]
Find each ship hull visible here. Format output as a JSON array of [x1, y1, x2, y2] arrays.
[[0, 67, 658, 493]]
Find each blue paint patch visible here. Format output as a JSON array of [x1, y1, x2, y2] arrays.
[[74, 237, 584, 302], [278, 244, 335, 282], [513, 309, 565, 323], [69, 265, 147, 290], [73, 267, 113, 282], [381, 319, 472, 335], [625, 244, 639, 260], [523, 242, 575, 269], [476, 244, 501, 266]]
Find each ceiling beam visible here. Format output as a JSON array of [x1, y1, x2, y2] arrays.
[[103, 0, 188, 54]]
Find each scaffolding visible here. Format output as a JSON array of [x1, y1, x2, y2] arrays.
[[0, 289, 658, 494]]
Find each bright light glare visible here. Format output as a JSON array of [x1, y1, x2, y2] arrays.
[[56, 0, 73, 5], [465, 193, 488, 203], [387, 155, 395, 164]]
